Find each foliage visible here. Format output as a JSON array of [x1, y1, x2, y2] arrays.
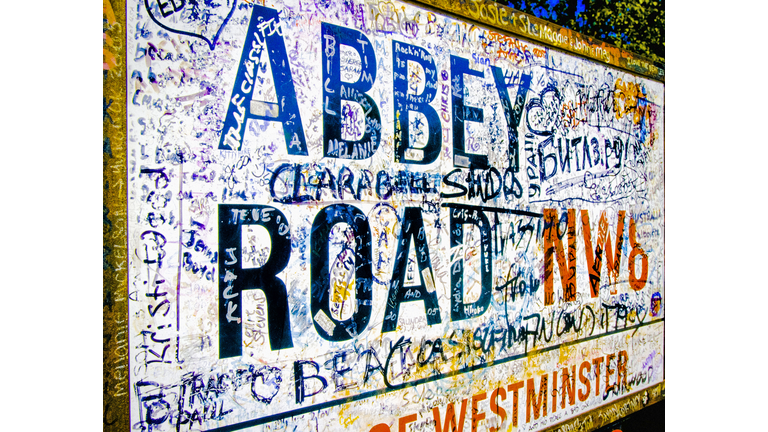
[[497, 0, 665, 66]]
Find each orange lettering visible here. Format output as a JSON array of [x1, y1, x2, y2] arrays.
[[543, 209, 577, 304], [578, 361, 591, 402], [617, 350, 628, 390], [526, 374, 548, 423], [489, 387, 507, 432], [400, 414, 417, 432], [628, 217, 648, 291], [507, 381, 524, 426], [561, 365, 576, 408], [604, 211, 626, 292], [551, 371, 557, 413], [605, 353, 616, 395], [471, 392, 486, 432], [581, 210, 609, 297], [433, 399, 468, 432], [592, 357, 605, 397]]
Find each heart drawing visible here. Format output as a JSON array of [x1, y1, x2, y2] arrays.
[[144, 0, 238, 50]]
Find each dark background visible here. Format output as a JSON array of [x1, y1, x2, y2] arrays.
[[594, 400, 664, 432]]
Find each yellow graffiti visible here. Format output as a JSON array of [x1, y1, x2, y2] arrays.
[[613, 78, 649, 126], [103, 0, 121, 71]]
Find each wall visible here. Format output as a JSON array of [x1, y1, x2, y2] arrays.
[[115, 0, 665, 430]]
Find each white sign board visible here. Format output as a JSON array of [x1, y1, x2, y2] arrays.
[[123, 0, 665, 430]]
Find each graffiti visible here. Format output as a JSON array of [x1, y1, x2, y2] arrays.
[[120, 0, 664, 430], [411, 0, 663, 80], [132, 365, 282, 431], [417, 349, 628, 431]]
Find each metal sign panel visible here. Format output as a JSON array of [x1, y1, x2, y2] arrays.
[[106, 0, 665, 430]]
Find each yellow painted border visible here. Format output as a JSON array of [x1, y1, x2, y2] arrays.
[[103, 0, 129, 429], [543, 382, 665, 432]]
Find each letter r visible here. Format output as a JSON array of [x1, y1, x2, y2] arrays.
[[218, 204, 293, 358]]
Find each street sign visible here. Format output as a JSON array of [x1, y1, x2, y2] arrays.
[[104, 0, 665, 430]]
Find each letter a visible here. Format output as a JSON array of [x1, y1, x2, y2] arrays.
[[382, 207, 441, 332], [218, 5, 308, 155]]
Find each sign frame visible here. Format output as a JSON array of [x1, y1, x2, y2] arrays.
[[103, 0, 665, 430]]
